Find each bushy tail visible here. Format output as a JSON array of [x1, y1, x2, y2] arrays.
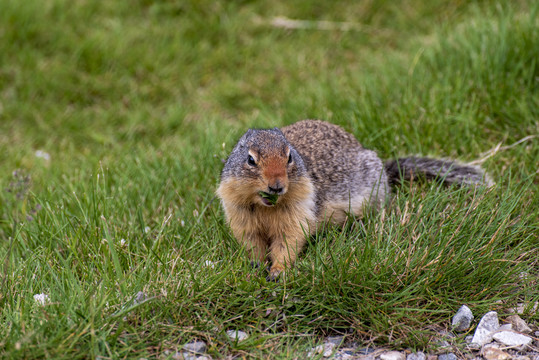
[[385, 157, 494, 187]]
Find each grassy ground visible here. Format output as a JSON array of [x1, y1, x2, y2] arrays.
[[1, 0, 538, 358]]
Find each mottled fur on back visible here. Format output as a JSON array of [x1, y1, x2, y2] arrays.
[[282, 120, 389, 223], [217, 119, 492, 280]]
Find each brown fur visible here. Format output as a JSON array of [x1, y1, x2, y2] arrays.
[[217, 120, 388, 279], [217, 120, 491, 280]]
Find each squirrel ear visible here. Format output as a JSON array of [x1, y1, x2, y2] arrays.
[[238, 129, 254, 147]]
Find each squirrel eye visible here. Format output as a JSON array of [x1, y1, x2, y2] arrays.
[[247, 155, 256, 166], [287, 153, 292, 164]]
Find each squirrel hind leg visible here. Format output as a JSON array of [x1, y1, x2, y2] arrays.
[[319, 185, 388, 226]]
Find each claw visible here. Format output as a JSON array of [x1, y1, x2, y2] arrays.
[[266, 264, 283, 281], [266, 273, 280, 282]]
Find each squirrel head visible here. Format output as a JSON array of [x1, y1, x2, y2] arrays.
[[220, 127, 308, 208]]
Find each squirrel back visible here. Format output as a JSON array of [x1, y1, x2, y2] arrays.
[[281, 120, 389, 224], [217, 119, 492, 279]]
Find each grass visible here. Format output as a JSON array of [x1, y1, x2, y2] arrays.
[[1, 0, 538, 358]]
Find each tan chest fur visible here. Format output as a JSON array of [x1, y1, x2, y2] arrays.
[[217, 176, 316, 243]]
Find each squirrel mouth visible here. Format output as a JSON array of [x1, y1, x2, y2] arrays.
[[258, 191, 279, 206]]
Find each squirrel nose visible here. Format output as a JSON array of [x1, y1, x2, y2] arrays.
[[268, 184, 284, 195]]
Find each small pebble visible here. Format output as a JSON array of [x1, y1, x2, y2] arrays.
[[438, 354, 457, 360], [452, 305, 474, 332], [407, 352, 426, 360], [326, 336, 345, 346], [506, 315, 532, 334], [492, 330, 532, 348], [183, 340, 207, 354], [33, 293, 50, 305], [307, 343, 336, 358], [482, 346, 511, 360], [333, 352, 352, 360], [380, 351, 406, 360], [471, 311, 500, 346], [226, 330, 248, 342], [35, 150, 51, 161]]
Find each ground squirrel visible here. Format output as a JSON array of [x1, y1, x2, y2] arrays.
[[217, 119, 492, 280]]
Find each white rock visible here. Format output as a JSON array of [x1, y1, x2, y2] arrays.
[[307, 343, 336, 358], [452, 305, 474, 332], [471, 311, 500, 346], [438, 354, 457, 360], [380, 351, 406, 360], [492, 330, 532, 348], [326, 336, 344, 345], [506, 314, 532, 334], [226, 330, 248, 342], [33, 293, 50, 305], [35, 150, 51, 161], [407, 352, 426, 360], [183, 340, 207, 354]]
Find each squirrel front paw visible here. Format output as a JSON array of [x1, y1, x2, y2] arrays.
[[266, 263, 284, 282]]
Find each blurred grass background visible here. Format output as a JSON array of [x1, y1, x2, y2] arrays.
[[0, 0, 538, 358]]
